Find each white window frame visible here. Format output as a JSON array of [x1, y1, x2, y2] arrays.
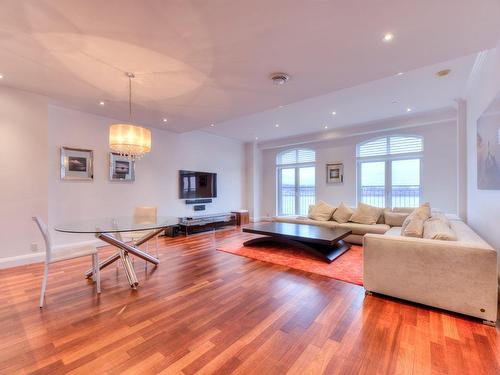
[[356, 135, 424, 208], [276, 149, 316, 216]]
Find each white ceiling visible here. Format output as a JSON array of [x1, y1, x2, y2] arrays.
[[0, 0, 499, 136], [207, 53, 477, 141]]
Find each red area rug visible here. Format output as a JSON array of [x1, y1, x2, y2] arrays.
[[217, 237, 363, 286]]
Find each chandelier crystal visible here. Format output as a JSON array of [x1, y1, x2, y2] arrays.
[[108, 73, 151, 160]]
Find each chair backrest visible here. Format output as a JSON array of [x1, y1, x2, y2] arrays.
[[32, 216, 52, 263], [134, 206, 157, 224]]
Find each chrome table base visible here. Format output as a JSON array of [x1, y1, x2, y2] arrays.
[[84, 227, 164, 288]]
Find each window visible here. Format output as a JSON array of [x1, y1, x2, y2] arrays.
[[357, 136, 423, 208], [276, 149, 315, 216]]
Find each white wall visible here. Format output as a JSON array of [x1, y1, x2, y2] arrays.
[[0, 85, 245, 266], [260, 121, 458, 217], [465, 44, 500, 265], [48, 105, 245, 245], [0, 87, 48, 258]]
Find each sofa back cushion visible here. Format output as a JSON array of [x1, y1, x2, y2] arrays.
[[308, 201, 336, 221], [384, 211, 409, 227], [332, 202, 354, 223], [423, 219, 457, 241], [350, 202, 383, 225]]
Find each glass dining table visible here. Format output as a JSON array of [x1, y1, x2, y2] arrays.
[[55, 216, 179, 288]]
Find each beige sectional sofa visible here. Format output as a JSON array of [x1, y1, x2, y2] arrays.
[[364, 219, 498, 324], [273, 206, 498, 324], [273, 207, 412, 245]]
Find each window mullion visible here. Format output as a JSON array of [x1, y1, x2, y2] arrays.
[[386, 160, 392, 208], [295, 167, 299, 215]]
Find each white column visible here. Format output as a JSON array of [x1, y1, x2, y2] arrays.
[[244, 142, 262, 221], [455, 98, 467, 220]]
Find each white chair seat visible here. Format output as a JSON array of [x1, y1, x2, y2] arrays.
[[50, 242, 98, 263]]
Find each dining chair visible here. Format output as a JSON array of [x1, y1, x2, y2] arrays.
[[121, 206, 159, 259], [33, 217, 101, 308]]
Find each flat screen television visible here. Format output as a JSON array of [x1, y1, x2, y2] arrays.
[[179, 170, 217, 199]]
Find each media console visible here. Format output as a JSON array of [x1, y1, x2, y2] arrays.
[[178, 212, 236, 235]]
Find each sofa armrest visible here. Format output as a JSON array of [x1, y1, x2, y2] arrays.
[[363, 234, 498, 322]]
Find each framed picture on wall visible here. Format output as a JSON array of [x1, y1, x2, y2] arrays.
[[326, 163, 343, 184], [60, 147, 93, 180], [109, 152, 135, 181], [477, 118, 500, 189]]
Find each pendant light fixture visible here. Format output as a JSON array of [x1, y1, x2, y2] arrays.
[[109, 72, 151, 160]]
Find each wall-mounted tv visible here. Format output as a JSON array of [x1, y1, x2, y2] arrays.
[[179, 170, 217, 199]]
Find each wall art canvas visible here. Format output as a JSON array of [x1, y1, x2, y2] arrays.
[[60, 147, 93, 180], [477, 116, 500, 189], [109, 152, 135, 181]]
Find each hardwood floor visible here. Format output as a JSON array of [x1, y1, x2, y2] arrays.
[[1, 227, 499, 374]]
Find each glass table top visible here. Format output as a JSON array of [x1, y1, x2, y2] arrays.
[[54, 216, 179, 234]]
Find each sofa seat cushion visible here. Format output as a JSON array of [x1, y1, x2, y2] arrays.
[[384, 227, 403, 237], [272, 216, 338, 229], [273, 216, 316, 225], [338, 222, 390, 235]]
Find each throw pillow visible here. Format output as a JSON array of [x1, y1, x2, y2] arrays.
[[401, 217, 425, 238], [423, 219, 457, 241], [401, 203, 431, 232], [384, 211, 409, 227], [332, 202, 354, 223], [428, 212, 451, 227], [308, 201, 336, 221], [414, 202, 431, 220], [350, 202, 383, 225]]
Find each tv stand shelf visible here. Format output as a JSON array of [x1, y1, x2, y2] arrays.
[[179, 212, 236, 235]]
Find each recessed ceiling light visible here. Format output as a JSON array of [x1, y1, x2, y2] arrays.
[[162, 118, 168, 123], [99, 101, 105, 106], [331, 111, 336, 115], [210, 123, 215, 127], [406, 108, 412, 112], [383, 33, 394, 42], [436, 69, 451, 77], [324, 125, 329, 129], [255, 137, 259, 140], [396, 72, 404, 76], [0, 74, 3, 79], [275, 123, 280, 128]]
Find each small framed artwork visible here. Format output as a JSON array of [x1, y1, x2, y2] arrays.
[[60, 147, 93, 180], [326, 163, 344, 184], [109, 152, 135, 181]]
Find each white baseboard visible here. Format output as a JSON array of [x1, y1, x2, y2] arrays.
[[0, 252, 45, 269], [0, 239, 106, 269]]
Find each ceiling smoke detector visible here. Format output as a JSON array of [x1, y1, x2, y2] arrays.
[[270, 73, 290, 85]]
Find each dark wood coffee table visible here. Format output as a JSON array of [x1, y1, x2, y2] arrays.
[[242, 222, 352, 263]]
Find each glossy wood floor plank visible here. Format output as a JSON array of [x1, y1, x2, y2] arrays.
[[0, 228, 498, 374]]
